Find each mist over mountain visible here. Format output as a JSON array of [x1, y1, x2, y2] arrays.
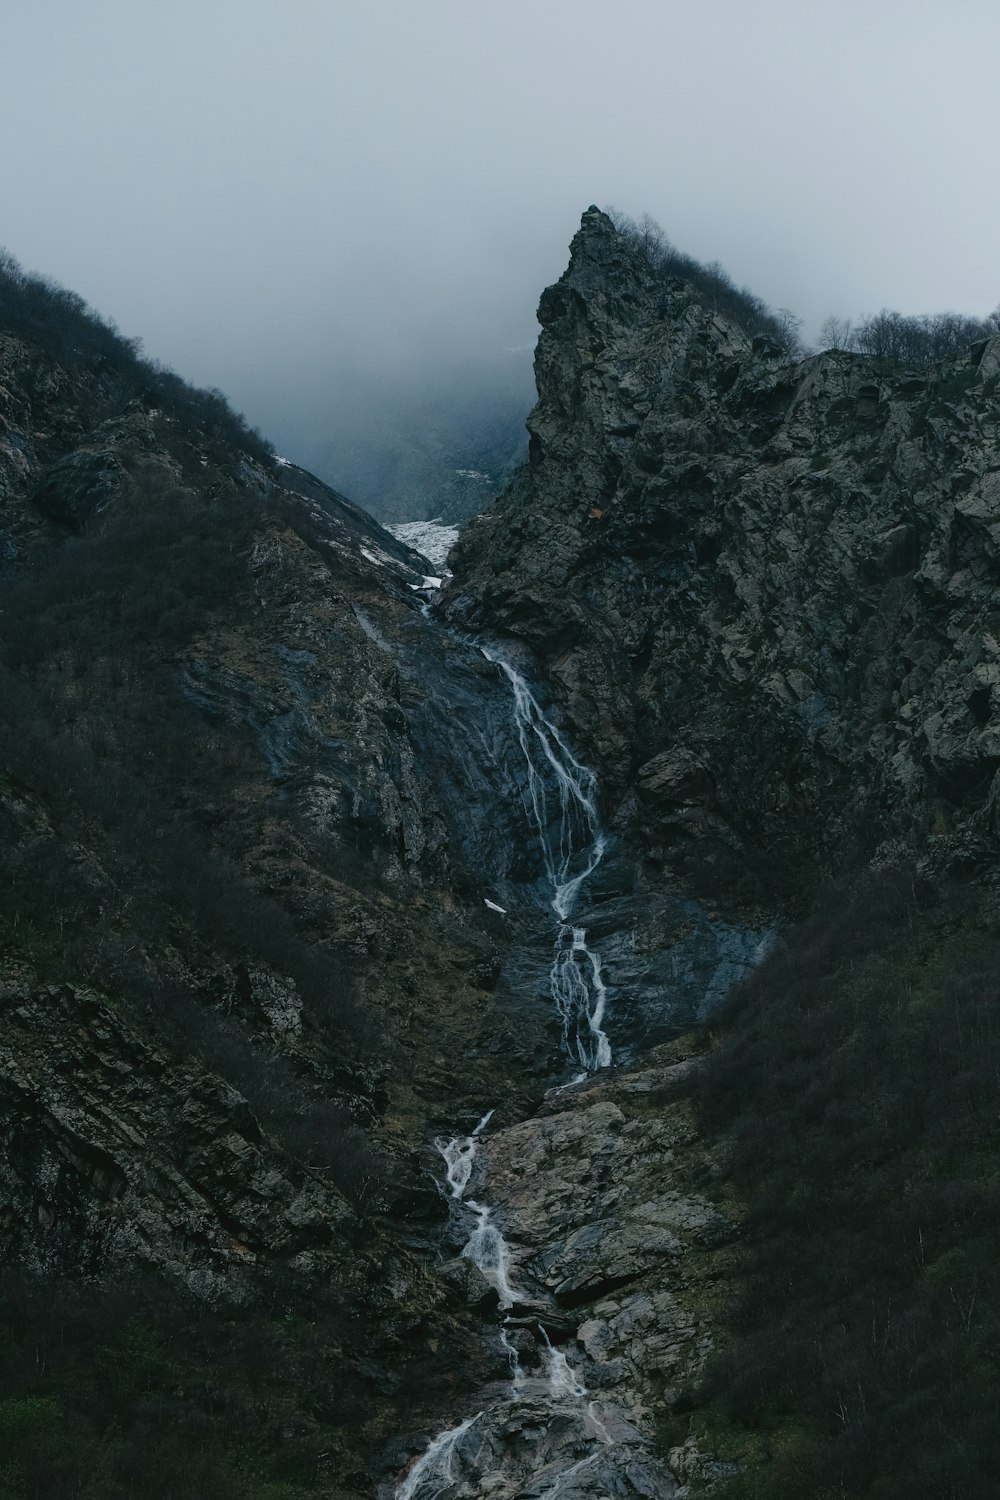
[[6, 3, 1000, 543], [283, 353, 534, 524]]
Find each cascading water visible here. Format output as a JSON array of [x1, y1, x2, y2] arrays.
[[395, 648, 622, 1499], [438, 1109, 494, 1200], [435, 1111, 521, 1310], [538, 1326, 588, 1401], [395, 1412, 484, 1500], [480, 646, 613, 1072]]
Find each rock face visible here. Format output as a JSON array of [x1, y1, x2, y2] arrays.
[[389, 1047, 735, 1499], [446, 208, 1000, 877], [2, 283, 767, 1492], [11, 215, 1000, 1496], [0, 977, 350, 1300]]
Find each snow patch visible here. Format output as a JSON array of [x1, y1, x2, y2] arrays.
[[386, 518, 460, 572], [484, 899, 507, 914]]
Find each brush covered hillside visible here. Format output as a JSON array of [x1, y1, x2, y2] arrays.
[[0, 254, 569, 1497]]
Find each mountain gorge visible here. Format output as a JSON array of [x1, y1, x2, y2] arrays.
[[1, 213, 998, 1499]]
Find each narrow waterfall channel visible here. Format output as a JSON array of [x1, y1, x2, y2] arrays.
[[482, 647, 612, 1072], [394, 648, 621, 1499]]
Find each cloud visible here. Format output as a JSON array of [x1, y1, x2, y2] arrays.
[[3, 0, 999, 488]]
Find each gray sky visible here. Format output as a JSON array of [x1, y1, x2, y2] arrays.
[[3, 0, 999, 467]]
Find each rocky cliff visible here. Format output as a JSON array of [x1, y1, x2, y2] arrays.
[[447, 207, 1000, 890], [438, 210, 1000, 1499]]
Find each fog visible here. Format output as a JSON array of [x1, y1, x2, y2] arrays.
[[3, 0, 1000, 513]]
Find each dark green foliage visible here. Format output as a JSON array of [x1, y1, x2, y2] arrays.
[[606, 210, 803, 355], [695, 869, 1000, 1498], [0, 248, 274, 464], [0, 468, 383, 1194], [0, 1271, 376, 1499]]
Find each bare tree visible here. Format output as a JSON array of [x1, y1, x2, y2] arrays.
[[849, 307, 998, 365], [819, 315, 854, 351]]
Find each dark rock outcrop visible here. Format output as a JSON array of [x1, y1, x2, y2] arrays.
[[0, 310, 565, 1488], [0, 975, 350, 1298], [446, 208, 1000, 880]]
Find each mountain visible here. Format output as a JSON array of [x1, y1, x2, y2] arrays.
[[444, 209, 1000, 1497], [2, 216, 999, 1500], [0, 260, 566, 1494], [447, 206, 1000, 883]]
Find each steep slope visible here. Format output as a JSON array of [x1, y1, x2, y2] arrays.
[[0, 261, 764, 1500], [447, 207, 1000, 893], [7, 216, 1000, 1500], [0, 277, 574, 1494]]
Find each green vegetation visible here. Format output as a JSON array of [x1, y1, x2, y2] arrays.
[[0, 462, 383, 1202], [0, 1271, 384, 1499], [600, 218, 998, 372], [0, 248, 274, 465], [689, 867, 1000, 1498]]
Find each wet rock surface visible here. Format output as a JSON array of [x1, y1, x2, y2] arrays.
[[0, 303, 751, 1496], [18, 211, 999, 1497], [389, 1047, 733, 1498]]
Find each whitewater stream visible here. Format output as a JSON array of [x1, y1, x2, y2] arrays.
[[481, 647, 612, 1073], [394, 647, 621, 1499]]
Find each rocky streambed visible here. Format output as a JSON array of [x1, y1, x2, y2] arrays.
[[375, 567, 752, 1497], [386, 1044, 740, 1499]]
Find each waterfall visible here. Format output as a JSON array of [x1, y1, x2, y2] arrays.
[[395, 1412, 484, 1500], [437, 1109, 494, 1199], [499, 1323, 525, 1391], [461, 1200, 519, 1309], [395, 651, 622, 1499], [481, 646, 613, 1072], [550, 926, 612, 1071], [538, 1326, 587, 1401], [435, 1113, 521, 1309]]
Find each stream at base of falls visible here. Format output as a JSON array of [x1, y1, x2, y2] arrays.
[[392, 647, 671, 1499]]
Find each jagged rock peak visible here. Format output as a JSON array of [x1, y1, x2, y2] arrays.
[[539, 204, 752, 363], [447, 205, 1000, 883]]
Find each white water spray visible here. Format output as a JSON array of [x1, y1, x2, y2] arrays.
[[482, 646, 613, 1072], [436, 1110, 494, 1200], [435, 1112, 521, 1309], [538, 1327, 587, 1401], [550, 926, 612, 1071], [462, 1200, 519, 1309], [395, 1411, 483, 1500], [499, 1322, 525, 1392], [395, 651, 624, 1498]]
